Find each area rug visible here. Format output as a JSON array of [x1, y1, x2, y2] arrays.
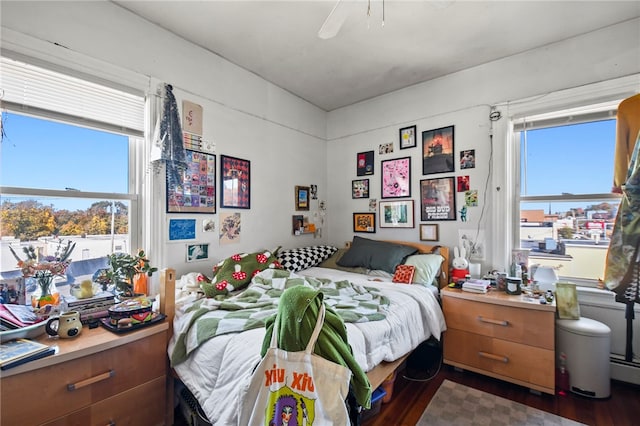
[[417, 379, 586, 426]]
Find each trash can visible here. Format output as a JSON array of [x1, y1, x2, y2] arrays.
[[556, 317, 611, 398]]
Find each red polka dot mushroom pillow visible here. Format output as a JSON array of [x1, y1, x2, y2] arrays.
[[201, 250, 282, 298]]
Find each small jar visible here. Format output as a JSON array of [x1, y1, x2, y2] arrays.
[[506, 276, 522, 295]]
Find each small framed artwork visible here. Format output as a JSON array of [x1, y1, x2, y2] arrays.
[[169, 218, 197, 241], [420, 177, 456, 221], [352, 179, 370, 199], [295, 185, 310, 210], [422, 125, 455, 175], [167, 149, 215, 213], [381, 156, 411, 199], [460, 149, 476, 169], [220, 155, 250, 209], [379, 200, 414, 228], [457, 175, 470, 192], [420, 224, 439, 241], [399, 125, 417, 149], [353, 212, 376, 233], [186, 243, 209, 262], [357, 151, 375, 176]]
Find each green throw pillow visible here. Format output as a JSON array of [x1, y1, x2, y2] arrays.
[[201, 250, 282, 297]]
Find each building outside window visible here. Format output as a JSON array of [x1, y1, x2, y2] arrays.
[[0, 56, 146, 301]]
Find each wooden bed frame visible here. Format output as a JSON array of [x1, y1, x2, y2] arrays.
[[158, 241, 449, 424]]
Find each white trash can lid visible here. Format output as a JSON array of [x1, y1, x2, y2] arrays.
[[556, 317, 611, 337]]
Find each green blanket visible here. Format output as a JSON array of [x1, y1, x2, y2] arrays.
[[170, 269, 389, 366]]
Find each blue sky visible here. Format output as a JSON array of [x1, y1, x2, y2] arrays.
[[1, 112, 618, 213], [1, 112, 128, 210]]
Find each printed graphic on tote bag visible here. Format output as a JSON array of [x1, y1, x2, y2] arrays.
[[263, 365, 317, 425]]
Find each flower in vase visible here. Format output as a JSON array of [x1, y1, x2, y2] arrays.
[[9, 240, 75, 307]]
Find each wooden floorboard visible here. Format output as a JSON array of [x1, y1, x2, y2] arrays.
[[364, 364, 640, 426], [173, 363, 640, 426]]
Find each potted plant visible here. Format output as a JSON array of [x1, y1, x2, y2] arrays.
[[105, 249, 157, 298]]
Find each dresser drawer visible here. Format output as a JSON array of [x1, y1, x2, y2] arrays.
[[42, 376, 166, 426], [444, 328, 555, 390], [2, 332, 166, 425], [443, 296, 554, 349]]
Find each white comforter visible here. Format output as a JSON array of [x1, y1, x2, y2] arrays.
[[168, 266, 446, 425]]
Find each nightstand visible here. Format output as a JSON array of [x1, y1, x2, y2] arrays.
[[1, 321, 168, 425], [441, 287, 556, 394]]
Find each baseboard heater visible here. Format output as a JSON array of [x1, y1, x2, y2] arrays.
[[610, 354, 640, 386]]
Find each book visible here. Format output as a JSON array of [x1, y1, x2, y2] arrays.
[[0, 338, 52, 367], [66, 292, 115, 308], [1, 346, 55, 370], [392, 265, 416, 284]]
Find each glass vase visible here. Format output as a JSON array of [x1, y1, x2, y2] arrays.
[[31, 282, 60, 309]]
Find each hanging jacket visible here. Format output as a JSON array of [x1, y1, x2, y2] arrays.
[[260, 285, 372, 409]]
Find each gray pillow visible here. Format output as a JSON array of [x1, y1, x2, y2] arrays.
[[337, 236, 418, 273]]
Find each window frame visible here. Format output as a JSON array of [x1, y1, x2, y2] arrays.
[[490, 75, 639, 286]]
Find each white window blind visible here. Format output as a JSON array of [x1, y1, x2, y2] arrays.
[[1, 57, 144, 135]]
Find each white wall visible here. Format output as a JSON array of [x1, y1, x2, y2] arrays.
[[1, 1, 328, 278], [326, 18, 640, 273]]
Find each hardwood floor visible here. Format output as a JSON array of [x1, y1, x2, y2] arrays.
[[363, 364, 640, 426], [173, 363, 640, 426]]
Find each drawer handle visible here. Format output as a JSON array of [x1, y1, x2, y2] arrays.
[[477, 316, 509, 326], [478, 351, 509, 363], [67, 369, 115, 391]]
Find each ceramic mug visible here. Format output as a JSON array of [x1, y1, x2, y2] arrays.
[[46, 310, 83, 338]]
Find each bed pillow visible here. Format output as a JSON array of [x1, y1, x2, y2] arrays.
[[277, 245, 338, 272], [403, 253, 444, 286], [201, 249, 281, 297], [337, 236, 418, 274], [317, 248, 369, 274]]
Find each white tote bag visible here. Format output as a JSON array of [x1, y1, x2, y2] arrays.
[[239, 304, 352, 426]]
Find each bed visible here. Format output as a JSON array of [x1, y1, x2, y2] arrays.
[[159, 238, 449, 425]]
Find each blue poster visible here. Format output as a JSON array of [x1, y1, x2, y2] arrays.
[[169, 219, 196, 241]]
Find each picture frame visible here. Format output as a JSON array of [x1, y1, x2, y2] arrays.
[[379, 200, 414, 228], [356, 150, 375, 176], [352, 179, 370, 199], [169, 218, 197, 241], [166, 149, 216, 213], [381, 156, 411, 199], [420, 224, 439, 241], [422, 125, 455, 175], [420, 177, 456, 221], [220, 155, 250, 209], [353, 212, 376, 233], [295, 185, 310, 210], [399, 125, 417, 149], [186, 243, 209, 263]]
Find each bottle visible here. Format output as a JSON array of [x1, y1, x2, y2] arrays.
[[556, 352, 570, 396]]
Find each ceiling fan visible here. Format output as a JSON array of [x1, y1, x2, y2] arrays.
[[317, 0, 383, 40]]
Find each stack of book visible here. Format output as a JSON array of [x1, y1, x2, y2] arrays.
[[0, 303, 39, 331], [462, 279, 491, 294], [0, 338, 55, 370], [65, 292, 116, 324]]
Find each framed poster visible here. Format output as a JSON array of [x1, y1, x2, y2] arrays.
[[357, 151, 375, 176], [352, 179, 369, 199], [169, 218, 196, 241], [399, 125, 417, 149], [220, 155, 250, 209], [420, 224, 439, 241], [353, 212, 376, 233], [167, 149, 215, 213], [420, 177, 456, 221], [381, 156, 411, 199], [379, 200, 414, 228], [422, 125, 455, 175], [295, 185, 310, 210], [186, 243, 209, 263]]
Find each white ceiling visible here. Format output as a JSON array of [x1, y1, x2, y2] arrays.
[[114, 1, 640, 111]]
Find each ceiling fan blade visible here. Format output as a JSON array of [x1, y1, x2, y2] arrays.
[[317, 0, 348, 39]]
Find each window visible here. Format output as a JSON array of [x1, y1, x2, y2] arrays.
[[513, 102, 622, 285], [0, 56, 145, 300]]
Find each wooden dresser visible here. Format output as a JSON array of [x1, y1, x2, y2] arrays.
[[441, 287, 556, 394], [1, 321, 168, 425]]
